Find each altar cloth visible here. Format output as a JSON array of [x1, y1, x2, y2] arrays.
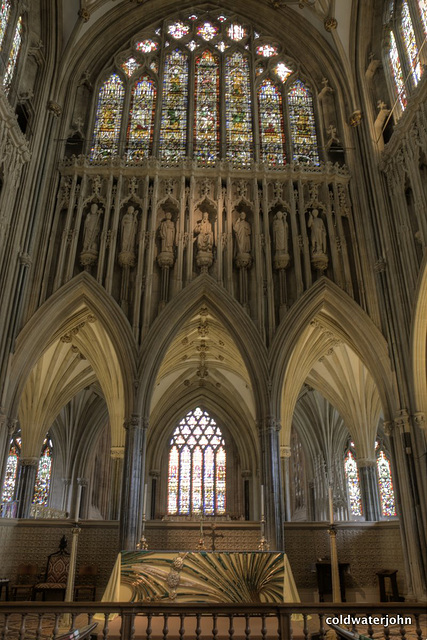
[[100, 551, 300, 604]]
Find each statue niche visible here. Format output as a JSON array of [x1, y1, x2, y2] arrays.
[[272, 208, 290, 270], [118, 204, 139, 268], [157, 201, 178, 310], [307, 205, 328, 271], [193, 198, 216, 272], [80, 201, 103, 270]]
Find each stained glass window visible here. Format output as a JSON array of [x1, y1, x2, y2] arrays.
[[344, 450, 362, 516], [167, 407, 226, 515], [136, 39, 158, 53], [227, 23, 246, 40], [389, 31, 407, 109], [256, 44, 278, 57], [197, 22, 218, 40], [225, 52, 253, 166], [168, 21, 190, 39], [1, 437, 21, 503], [275, 62, 293, 83], [121, 57, 139, 77], [160, 49, 188, 161], [0, 0, 11, 50], [126, 75, 156, 159], [288, 80, 319, 164], [3, 15, 22, 95], [418, 0, 427, 33], [194, 50, 219, 164], [401, 2, 422, 85], [376, 448, 396, 517], [258, 80, 286, 166], [91, 73, 125, 159], [32, 438, 53, 506]]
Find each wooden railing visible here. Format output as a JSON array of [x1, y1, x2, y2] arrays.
[[0, 602, 424, 639]]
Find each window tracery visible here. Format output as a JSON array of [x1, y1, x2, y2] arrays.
[[0, 0, 11, 50], [2, 14, 22, 95], [32, 437, 53, 506], [167, 407, 226, 516], [375, 442, 396, 517], [90, 13, 320, 167], [1, 437, 21, 503], [344, 446, 363, 517], [401, 2, 422, 85]]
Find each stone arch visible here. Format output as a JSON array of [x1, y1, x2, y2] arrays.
[[137, 274, 269, 420], [270, 278, 396, 451], [6, 272, 138, 455], [411, 254, 427, 417]]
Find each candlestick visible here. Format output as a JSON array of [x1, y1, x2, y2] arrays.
[[328, 485, 334, 525], [260, 484, 265, 520]]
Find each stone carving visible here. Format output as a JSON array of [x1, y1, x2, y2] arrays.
[[80, 202, 102, 268], [272, 210, 290, 270], [307, 208, 328, 270], [194, 211, 214, 270], [119, 205, 138, 267], [157, 212, 176, 268], [233, 211, 252, 268]]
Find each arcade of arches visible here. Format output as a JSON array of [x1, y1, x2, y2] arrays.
[[0, 0, 426, 604]]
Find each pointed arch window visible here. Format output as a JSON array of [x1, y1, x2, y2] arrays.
[[225, 51, 253, 166], [258, 79, 286, 166], [126, 75, 157, 160], [344, 447, 362, 517], [1, 436, 21, 503], [288, 80, 319, 164], [167, 407, 226, 515], [418, 0, 427, 33], [159, 49, 188, 161], [376, 443, 396, 516], [194, 50, 219, 164], [401, 2, 422, 85], [91, 73, 125, 159], [32, 437, 53, 505], [388, 31, 407, 110], [3, 15, 22, 95], [0, 0, 11, 50]]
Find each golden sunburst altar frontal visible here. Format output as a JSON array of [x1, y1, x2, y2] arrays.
[[101, 551, 300, 604]]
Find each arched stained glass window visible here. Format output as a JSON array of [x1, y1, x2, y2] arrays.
[[126, 75, 156, 160], [3, 15, 22, 95], [258, 79, 286, 166], [401, 2, 422, 85], [0, 0, 11, 50], [288, 80, 319, 164], [225, 52, 253, 166], [194, 50, 219, 164], [376, 447, 396, 517], [389, 31, 407, 109], [1, 437, 21, 503], [32, 437, 53, 505], [91, 73, 125, 159], [344, 449, 362, 517], [418, 0, 427, 33], [160, 49, 188, 161], [167, 407, 226, 515]]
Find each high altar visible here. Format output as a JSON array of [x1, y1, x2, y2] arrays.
[[101, 552, 300, 604]]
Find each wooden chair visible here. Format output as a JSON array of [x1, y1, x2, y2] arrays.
[[74, 564, 98, 601], [33, 541, 70, 601], [11, 563, 38, 600]]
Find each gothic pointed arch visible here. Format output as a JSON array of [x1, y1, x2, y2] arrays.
[[411, 254, 427, 419]]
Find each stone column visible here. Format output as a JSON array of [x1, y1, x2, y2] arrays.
[[259, 417, 284, 550], [61, 478, 71, 514], [110, 446, 124, 520], [120, 416, 147, 550], [358, 459, 381, 521], [16, 457, 39, 518], [76, 477, 88, 520], [280, 445, 292, 522]]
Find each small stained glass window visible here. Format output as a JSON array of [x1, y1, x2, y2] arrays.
[[401, 2, 422, 85], [227, 23, 246, 40], [186, 40, 197, 51], [288, 79, 319, 164], [1, 437, 21, 503], [0, 0, 11, 50], [126, 75, 156, 160], [225, 51, 253, 166], [376, 448, 396, 517], [256, 44, 278, 57], [91, 73, 125, 159], [389, 30, 407, 109], [194, 50, 219, 164], [3, 15, 22, 95], [275, 62, 293, 83], [418, 0, 427, 33], [258, 79, 286, 166], [167, 408, 226, 515], [197, 22, 218, 40], [159, 49, 188, 161], [121, 57, 139, 77], [344, 450, 363, 516], [32, 438, 53, 506], [136, 39, 158, 53], [168, 21, 190, 39]]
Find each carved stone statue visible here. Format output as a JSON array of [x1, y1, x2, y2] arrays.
[[120, 205, 138, 254], [272, 210, 290, 270], [193, 211, 214, 270], [308, 208, 328, 270], [159, 212, 175, 254], [82, 203, 101, 252], [233, 212, 251, 255]]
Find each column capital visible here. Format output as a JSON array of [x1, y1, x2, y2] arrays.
[[20, 457, 39, 467], [280, 445, 291, 458], [413, 412, 426, 431], [258, 416, 280, 433], [111, 446, 125, 459], [394, 409, 410, 431], [149, 469, 160, 478], [77, 477, 88, 487], [241, 469, 252, 478], [357, 457, 376, 468], [383, 420, 394, 436], [62, 477, 71, 487]]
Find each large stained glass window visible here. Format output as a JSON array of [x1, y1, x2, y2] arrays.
[[225, 52, 253, 166], [258, 79, 286, 166], [1, 437, 21, 503], [344, 449, 362, 517], [3, 15, 22, 95], [389, 31, 407, 110], [167, 407, 226, 515], [376, 446, 396, 517], [126, 76, 156, 160], [194, 50, 219, 164], [288, 80, 319, 164], [159, 49, 188, 161], [32, 438, 53, 505], [0, 0, 11, 50], [91, 74, 125, 159], [401, 2, 422, 85]]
